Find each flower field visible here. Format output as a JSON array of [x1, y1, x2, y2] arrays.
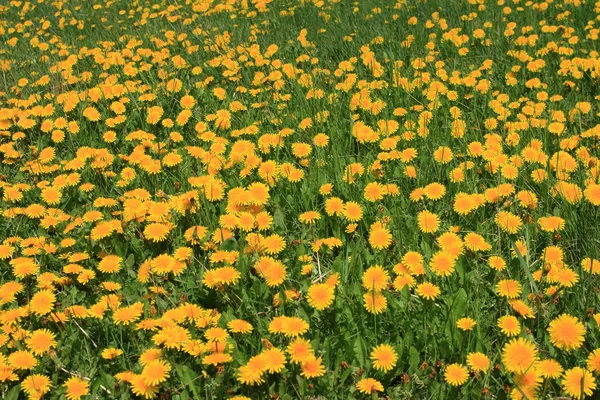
[[1, 0, 600, 398]]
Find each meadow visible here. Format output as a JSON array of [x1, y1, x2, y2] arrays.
[[1, 0, 600, 398]]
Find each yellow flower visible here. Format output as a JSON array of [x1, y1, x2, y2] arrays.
[[497, 315, 521, 336], [260, 347, 286, 373], [298, 211, 321, 224], [141, 360, 171, 386], [502, 337, 538, 373], [364, 182, 386, 202], [287, 338, 314, 364], [25, 329, 56, 356], [130, 374, 160, 398], [356, 377, 383, 394], [536, 359, 563, 379], [456, 317, 477, 331], [343, 201, 363, 222], [301, 355, 325, 378], [417, 210, 440, 233], [466, 352, 490, 372], [444, 363, 469, 386], [368, 221, 392, 250], [416, 282, 440, 300], [227, 319, 253, 334], [63, 376, 90, 400], [495, 211, 523, 234], [363, 291, 387, 314], [429, 251, 456, 277], [362, 265, 390, 291], [306, 283, 335, 311], [496, 279, 522, 299], [101, 348, 123, 360], [98, 255, 122, 274], [370, 344, 398, 372], [29, 290, 56, 316], [562, 367, 596, 398], [433, 146, 453, 164], [547, 314, 585, 351], [22, 374, 51, 397]]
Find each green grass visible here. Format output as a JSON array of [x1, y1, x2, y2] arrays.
[[1, 0, 600, 399]]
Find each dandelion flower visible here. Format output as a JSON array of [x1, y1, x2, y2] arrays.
[[582, 258, 600, 274], [511, 369, 542, 400], [364, 182, 385, 202], [25, 329, 56, 356], [433, 146, 453, 164], [21, 374, 51, 397], [416, 282, 440, 300], [269, 316, 309, 337], [227, 319, 253, 334], [298, 211, 320, 224], [497, 315, 521, 336], [496, 279, 522, 299], [306, 283, 335, 310], [261, 347, 287, 374], [423, 182, 446, 200], [237, 363, 265, 386], [363, 290, 387, 314], [370, 344, 398, 372], [466, 352, 490, 372], [101, 348, 123, 360], [584, 184, 600, 206], [325, 197, 344, 216], [562, 367, 596, 398], [144, 223, 172, 242], [362, 265, 390, 291], [547, 314, 585, 351], [495, 211, 523, 234], [536, 359, 563, 379], [301, 355, 325, 378], [130, 374, 160, 399], [444, 363, 469, 386], [29, 290, 56, 316], [429, 251, 456, 277], [368, 222, 392, 250], [417, 210, 440, 233], [113, 303, 144, 326], [456, 317, 476, 331], [141, 360, 171, 386], [205, 327, 230, 343], [403, 251, 425, 275], [63, 376, 90, 400], [281, 317, 310, 337], [202, 353, 233, 366], [488, 256, 507, 271], [203, 267, 241, 288], [138, 349, 163, 367], [356, 377, 383, 394], [502, 337, 538, 373], [8, 350, 38, 370], [98, 255, 122, 273], [588, 349, 600, 373], [287, 338, 314, 364], [343, 201, 363, 222]]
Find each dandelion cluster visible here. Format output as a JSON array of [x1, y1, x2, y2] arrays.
[[0, 0, 599, 398]]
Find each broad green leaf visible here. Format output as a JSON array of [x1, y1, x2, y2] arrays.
[[408, 346, 420, 373], [4, 385, 20, 400], [353, 335, 366, 367]]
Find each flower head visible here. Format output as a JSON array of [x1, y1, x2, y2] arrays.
[[444, 363, 469, 386], [370, 344, 398, 372], [502, 337, 538, 373], [356, 377, 383, 394], [548, 314, 585, 351]]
